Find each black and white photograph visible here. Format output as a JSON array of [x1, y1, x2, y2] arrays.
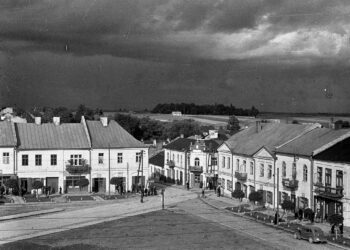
[[0, 0, 350, 249]]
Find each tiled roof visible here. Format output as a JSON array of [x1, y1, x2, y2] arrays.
[[0, 121, 16, 146], [224, 123, 317, 156], [16, 123, 90, 149], [314, 137, 350, 163], [164, 138, 222, 152], [86, 120, 144, 148], [149, 151, 164, 167], [276, 128, 350, 157]]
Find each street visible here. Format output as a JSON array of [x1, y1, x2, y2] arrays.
[[0, 186, 340, 249]]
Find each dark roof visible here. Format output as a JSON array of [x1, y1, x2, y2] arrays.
[[224, 123, 317, 156], [16, 123, 90, 149], [313, 137, 350, 163], [164, 138, 222, 152], [86, 120, 144, 148], [149, 151, 164, 167], [0, 121, 16, 146], [276, 128, 350, 157]]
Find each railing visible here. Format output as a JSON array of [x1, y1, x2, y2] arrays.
[[235, 171, 247, 181], [167, 160, 175, 168], [282, 178, 298, 189], [189, 166, 203, 172], [314, 183, 343, 199], [66, 164, 91, 174]]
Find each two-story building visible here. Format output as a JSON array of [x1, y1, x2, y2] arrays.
[[217, 122, 319, 207], [275, 128, 350, 226], [0, 121, 17, 186], [15, 117, 91, 194], [85, 118, 149, 193], [163, 137, 221, 188]]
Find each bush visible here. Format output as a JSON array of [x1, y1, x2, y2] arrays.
[[281, 199, 295, 212], [304, 208, 314, 221], [77, 178, 89, 188], [32, 180, 43, 190], [5, 179, 18, 189], [231, 189, 245, 201], [249, 191, 263, 204], [328, 214, 344, 226]]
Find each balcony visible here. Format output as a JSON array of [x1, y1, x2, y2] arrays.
[[189, 166, 203, 173], [235, 171, 247, 181], [66, 164, 91, 174], [282, 178, 298, 189], [167, 160, 175, 168], [314, 183, 343, 199]]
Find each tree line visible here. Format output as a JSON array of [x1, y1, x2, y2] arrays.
[[152, 103, 259, 117]]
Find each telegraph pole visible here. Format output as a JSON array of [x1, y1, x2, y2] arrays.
[[277, 168, 280, 218], [108, 143, 111, 196], [141, 150, 144, 203]]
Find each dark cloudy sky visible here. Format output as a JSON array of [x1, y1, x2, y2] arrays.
[[0, 0, 350, 112]]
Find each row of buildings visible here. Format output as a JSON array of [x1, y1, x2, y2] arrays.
[[0, 116, 149, 194], [149, 122, 350, 226]]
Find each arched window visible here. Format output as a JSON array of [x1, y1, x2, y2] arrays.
[[292, 162, 297, 179], [282, 161, 286, 177], [195, 158, 200, 166], [243, 160, 246, 172], [303, 165, 308, 182]]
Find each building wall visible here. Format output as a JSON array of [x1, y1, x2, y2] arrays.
[[90, 147, 149, 192], [217, 145, 233, 195], [0, 147, 15, 176]]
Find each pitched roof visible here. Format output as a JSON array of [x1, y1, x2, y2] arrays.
[[16, 123, 90, 149], [224, 123, 317, 156], [314, 137, 350, 163], [276, 128, 350, 157], [86, 120, 144, 148], [164, 138, 222, 152], [149, 151, 164, 167], [0, 121, 16, 147]]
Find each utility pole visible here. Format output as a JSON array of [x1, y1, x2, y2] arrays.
[[161, 188, 165, 210], [141, 150, 144, 203], [108, 144, 111, 196], [277, 167, 280, 218]]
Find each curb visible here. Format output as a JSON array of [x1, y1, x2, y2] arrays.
[[0, 208, 65, 222], [199, 197, 349, 250]]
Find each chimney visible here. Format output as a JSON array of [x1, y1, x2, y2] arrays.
[[100, 117, 108, 127], [153, 139, 157, 146], [180, 134, 184, 138], [34, 117, 41, 125], [53, 117, 60, 126]]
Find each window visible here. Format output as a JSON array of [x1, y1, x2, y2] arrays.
[[22, 155, 28, 166], [2, 152, 9, 164], [303, 165, 308, 182], [317, 167, 323, 184], [222, 178, 226, 189], [195, 158, 200, 166], [243, 160, 246, 172], [250, 162, 254, 175], [70, 154, 82, 166], [227, 180, 232, 191], [268, 165, 272, 179], [136, 152, 142, 163], [325, 168, 332, 186], [260, 163, 264, 177], [211, 157, 217, 166], [282, 161, 286, 177], [98, 153, 104, 164], [177, 154, 179, 163], [172, 154, 174, 160], [336, 170, 343, 187], [236, 159, 240, 171], [267, 191, 273, 204], [117, 153, 123, 163], [292, 162, 297, 179], [222, 156, 225, 168], [51, 154, 57, 166], [35, 155, 42, 166], [167, 152, 169, 161], [180, 155, 183, 166], [227, 157, 230, 169]]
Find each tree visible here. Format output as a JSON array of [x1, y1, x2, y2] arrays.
[[74, 104, 94, 122], [110, 177, 123, 192], [227, 115, 240, 134], [77, 178, 89, 191], [248, 191, 263, 204], [5, 179, 19, 195], [32, 180, 43, 198], [281, 199, 295, 212], [165, 119, 201, 139], [231, 189, 245, 201], [328, 214, 344, 239], [304, 208, 314, 221]]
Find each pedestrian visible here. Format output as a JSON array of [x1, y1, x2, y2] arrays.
[[202, 188, 205, 198], [340, 223, 344, 235], [186, 182, 189, 190], [217, 186, 221, 197], [59, 186, 62, 195]]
